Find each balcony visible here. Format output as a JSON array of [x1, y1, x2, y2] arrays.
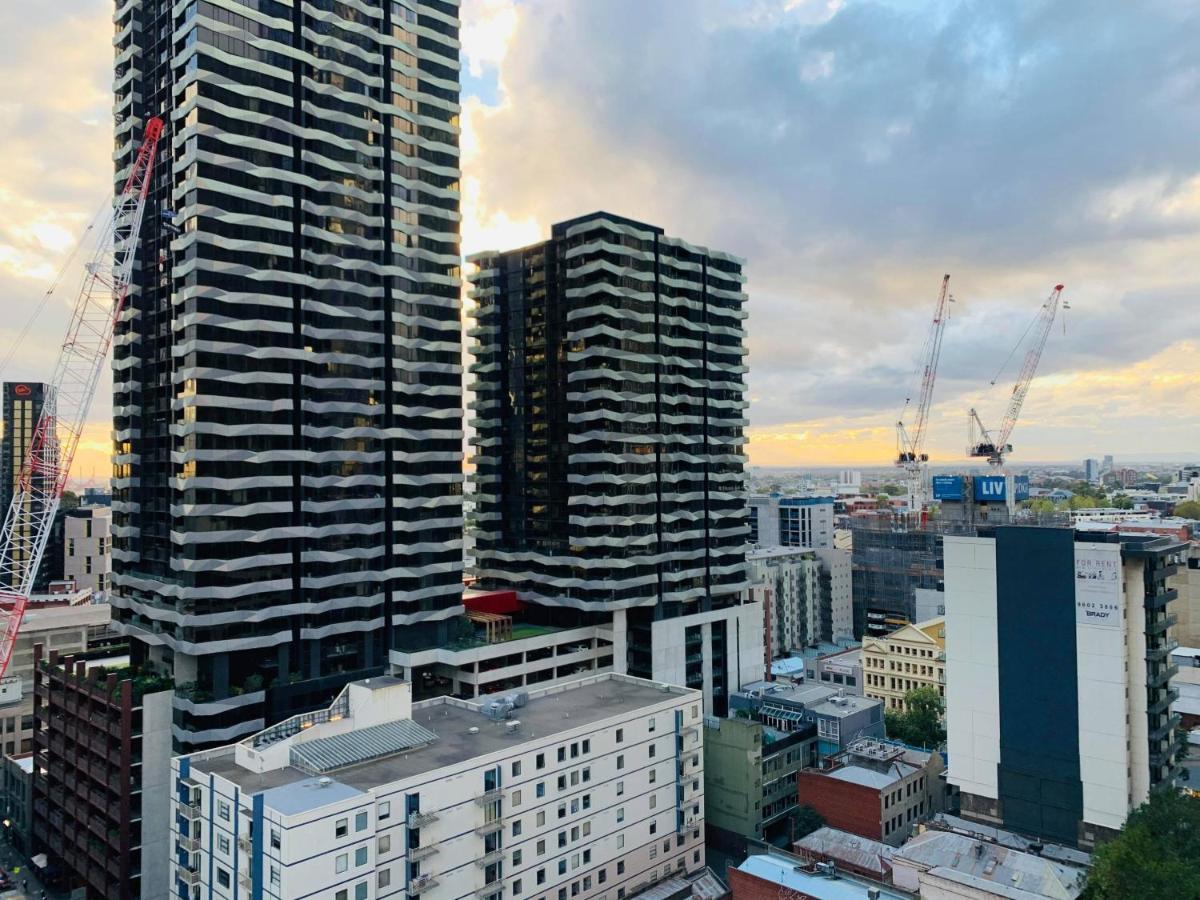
[[238, 834, 252, 853], [476, 849, 504, 867], [239, 871, 252, 890], [409, 875, 439, 894], [476, 788, 503, 805], [178, 834, 200, 853], [409, 810, 439, 828], [475, 820, 503, 837], [477, 886, 503, 899], [179, 801, 202, 820], [410, 844, 439, 861], [1149, 713, 1182, 743], [178, 866, 201, 886]]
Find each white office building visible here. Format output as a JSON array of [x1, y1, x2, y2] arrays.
[[748, 495, 835, 551], [944, 527, 1183, 847], [62, 506, 111, 598], [172, 674, 706, 900]]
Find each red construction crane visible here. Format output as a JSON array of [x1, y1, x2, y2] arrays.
[[0, 117, 163, 677], [896, 274, 953, 505], [968, 283, 1069, 467]]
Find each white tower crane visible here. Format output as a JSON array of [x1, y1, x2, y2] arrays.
[[968, 283, 1069, 468], [896, 274, 953, 508]]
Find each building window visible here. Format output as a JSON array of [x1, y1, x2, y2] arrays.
[[582, 739, 591, 754], [650, 822, 657, 835], [537, 812, 546, 827], [513, 790, 522, 808], [571, 742, 579, 759], [616, 755, 624, 770], [558, 861, 567, 875], [378, 834, 391, 854], [217, 800, 231, 821], [271, 867, 280, 886], [513, 761, 522, 777], [557, 747, 566, 762], [582, 767, 591, 783], [336, 891, 347, 900], [336, 818, 348, 838], [355, 884, 368, 900], [649, 745, 656, 759], [537, 869, 546, 885], [649, 717, 656, 733], [217, 868, 230, 888], [650, 796, 657, 809], [617, 861, 625, 875], [514, 879, 523, 896], [513, 820, 523, 837], [271, 829, 281, 850], [355, 811, 368, 831], [649, 770, 657, 784], [536, 782, 545, 798], [514, 849, 523, 866], [616, 728, 623, 743], [537, 840, 546, 855], [617, 805, 625, 823], [537, 753, 545, 769], [616, 779, 624, 796], [355, 846, 368, 866], [378, 869, 391, 889], [217, 834, 230, 855], [378, 800, 390, 821], [336, 854, 348, 874]]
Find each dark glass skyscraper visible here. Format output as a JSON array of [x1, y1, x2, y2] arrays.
[[1, 381, 63, 591], [111, 0, 464, 748], [467, 213, 759, 712]]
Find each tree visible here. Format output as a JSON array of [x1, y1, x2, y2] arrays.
[[792, 805, 825, 840], [1174, 500, 1200, 521], [1082, 789, 1200, 899], [1112, 495, 1134, 510], [884, 686, 946, 748]]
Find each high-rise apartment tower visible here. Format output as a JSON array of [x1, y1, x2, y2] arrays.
[[111, 0, 464, 749], [466, 213, 760, 714]]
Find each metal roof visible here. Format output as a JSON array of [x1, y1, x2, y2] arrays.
[[290, 719, 439, 774]]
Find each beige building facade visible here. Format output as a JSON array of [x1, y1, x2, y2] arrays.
[[862, 617, 945, 712]]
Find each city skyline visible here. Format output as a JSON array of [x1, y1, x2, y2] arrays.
[[1, 0, 1200, 476]]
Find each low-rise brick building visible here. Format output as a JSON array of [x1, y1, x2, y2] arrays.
[[796, 737, 946, 846]]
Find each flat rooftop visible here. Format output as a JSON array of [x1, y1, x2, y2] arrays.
[[895, 830, 1087, 899], [739, 681, 837, 706], [808, 694, 880, 719], [738, 853, 912, 900], [824, 762, 914, 790], [192, 676, 690, 811]]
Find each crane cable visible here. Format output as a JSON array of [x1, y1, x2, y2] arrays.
[[0, 196, 110, 383], [987, 302, 1042, 387]]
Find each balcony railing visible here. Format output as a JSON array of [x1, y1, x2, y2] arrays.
[[475, 820, 503, 837], [409, 810, 438, 828], [475, 789, 503, 805], [178, 834, 200, 853], [178, 866, 201, 886], [410, 844, 439, 861], [409, 875, 439, 894], [179, 801, 202, 820], [476, 849, 504, 867]]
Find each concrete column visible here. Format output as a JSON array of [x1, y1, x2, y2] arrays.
[[611, 609, 628, 674], [700, 622, 714, 716], [212, 653, 229, 700]]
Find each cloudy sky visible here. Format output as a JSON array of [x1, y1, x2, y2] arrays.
[[1, 0, 1198, 479]]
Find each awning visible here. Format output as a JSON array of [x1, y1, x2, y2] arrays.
[[761, 704, 806, 723]]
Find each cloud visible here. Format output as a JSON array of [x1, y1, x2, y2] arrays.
[[462, 0, 1200, 463]]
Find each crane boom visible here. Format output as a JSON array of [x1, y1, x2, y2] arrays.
[[896, 274, 953, 504], [968, 284, 1067, 467], [0, 117, 163, 677]]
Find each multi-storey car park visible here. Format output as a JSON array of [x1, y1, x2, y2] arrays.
[[110, 0, 465, 749]]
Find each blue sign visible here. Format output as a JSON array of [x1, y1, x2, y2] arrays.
[[1013, 475, 1030, 501], [932, 476, 964, 501], [974, 475, 1007, 502]]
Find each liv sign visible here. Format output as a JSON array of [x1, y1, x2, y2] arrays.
[[973, 475, 1007, 502]]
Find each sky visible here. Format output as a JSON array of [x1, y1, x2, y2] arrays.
[[0, 0, 1198, 481]]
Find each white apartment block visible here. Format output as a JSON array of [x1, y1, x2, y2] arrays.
[[748, 495, 834, 551], [172, 674, 706, 900], [62, 506, 112, 597]]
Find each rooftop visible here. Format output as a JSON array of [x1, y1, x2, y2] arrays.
[[895, 829, 1087, 899], [737, 853, 912, 900], [22, 603, 110, 632], [808, 693, 881, 719], [794, 826, 895, 876], [189, 674, 694, 814]]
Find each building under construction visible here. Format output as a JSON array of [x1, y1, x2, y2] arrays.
[[851, 519, 947, 638]]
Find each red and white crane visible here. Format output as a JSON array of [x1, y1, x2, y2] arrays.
[[0, 117, 163, 677], [968, 283, 1069, 468], [896, 274, 953, 506]]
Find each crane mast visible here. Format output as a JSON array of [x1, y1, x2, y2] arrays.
[[896, 274, 952, 507], [968, 283, 1068, 467], [0, 117, 163, 677]]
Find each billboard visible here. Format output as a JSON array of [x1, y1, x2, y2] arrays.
[[932, 475, 964, 501], [1074, 545, 1122, 628], [1013, 475, 1031, 501], [973, 475, 1007, 502]]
